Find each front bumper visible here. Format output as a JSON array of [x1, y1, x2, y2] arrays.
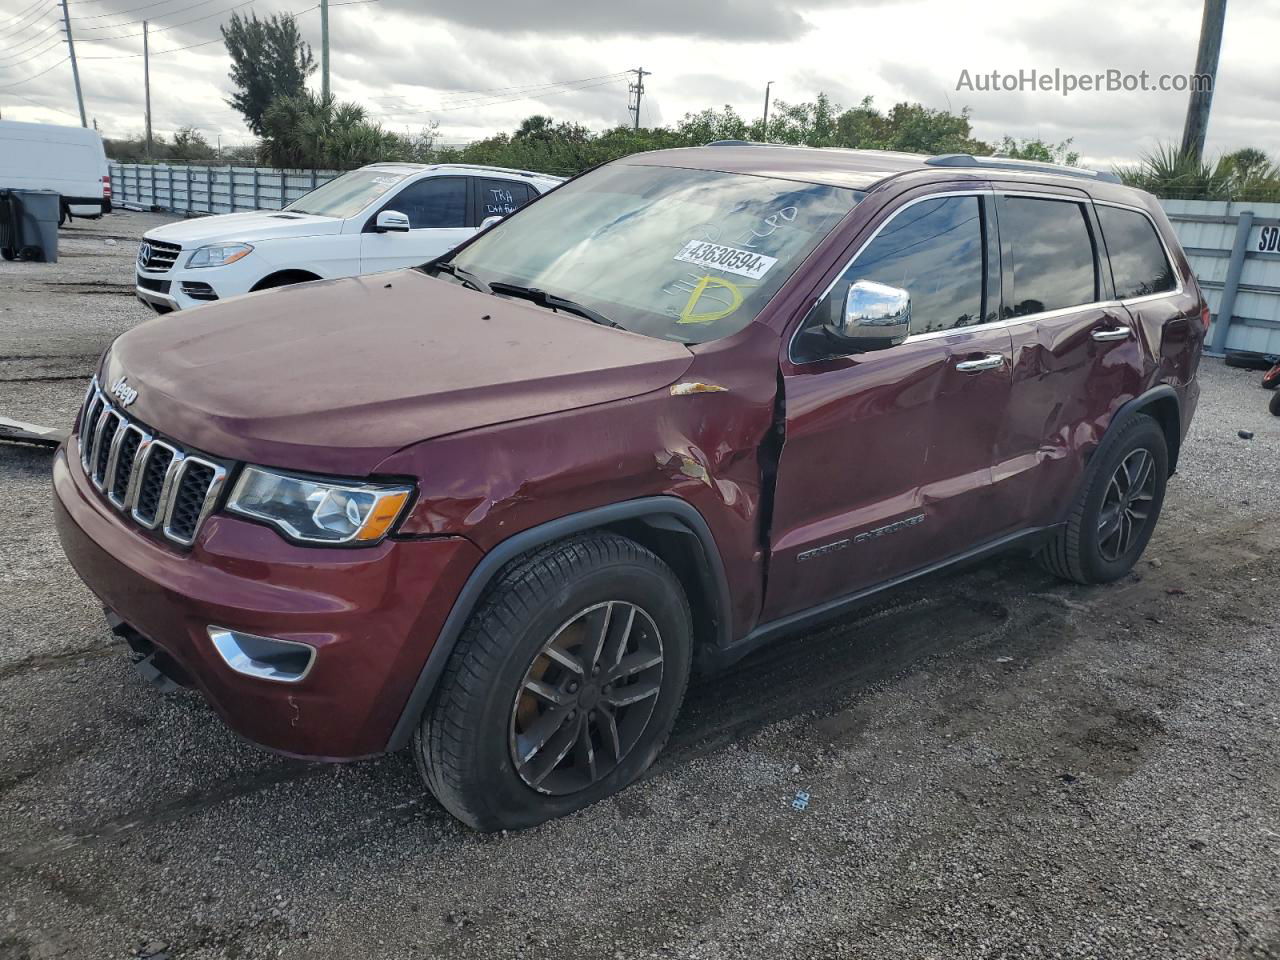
[[53, 443, 482, 759]]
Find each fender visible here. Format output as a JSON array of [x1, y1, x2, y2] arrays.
[[385, 496, 733, 751], [1099, 383, 1183, 473]]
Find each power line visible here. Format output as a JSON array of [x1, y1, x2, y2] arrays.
[[370, 71, 629, 103], [0, 54, 68, 89], [78, 32, 220, 56], [0, 19, 61, 53], [74, 0, 217, 20], [2, 89, 83, 120], [0, 36, 64, 66], [390, 75, 626, 117], [0, 6, 58, 39], [72, 0, 253, 40], [0, 0, 53, 31]]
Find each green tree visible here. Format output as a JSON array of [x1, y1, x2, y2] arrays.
[[221, 12, 315, 136], [260, 92, 399, 168], [997, 136, 1080, 166], [169, 125, 217, 162]]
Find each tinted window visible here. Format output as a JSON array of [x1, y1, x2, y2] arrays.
[[798, 195, 986, 355], [478, 178, 533, 217], [1097, 205, 1176, 299], [1001, 197, 1097, 316], [387, 176, 467, 229]]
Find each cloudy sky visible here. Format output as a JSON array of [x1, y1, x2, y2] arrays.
[[1, 0, 1277, 168]]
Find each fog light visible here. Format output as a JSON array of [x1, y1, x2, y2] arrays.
[[207, 627, 315, 683]]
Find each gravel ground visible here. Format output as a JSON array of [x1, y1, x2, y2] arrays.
[[2, 212, 1280, 959]]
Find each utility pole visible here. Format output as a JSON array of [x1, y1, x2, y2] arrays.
[[320, 0, 330, 101], [1180, 0, 1226, 163], [143, 20, 153, 159], [628, 67, 649, 130], [762, 81, 774, 138], [60, 0, 87, 127]]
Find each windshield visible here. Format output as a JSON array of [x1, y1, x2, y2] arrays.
[[286, 169, 409, 219], [447, 164, 862, 343]]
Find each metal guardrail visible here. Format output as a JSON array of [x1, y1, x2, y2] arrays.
[[1160, 199, 1280, 359], [109, 163, 342, 216]]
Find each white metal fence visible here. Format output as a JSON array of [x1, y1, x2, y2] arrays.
[[1161, 199, 1280, 358], [109, 163, 342, 215]]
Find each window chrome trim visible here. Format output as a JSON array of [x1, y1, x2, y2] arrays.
[[788, 187, 1183, 365]]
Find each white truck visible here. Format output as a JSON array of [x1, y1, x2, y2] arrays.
[[134, 162, 562, 313], [0, 120, 111, 222]]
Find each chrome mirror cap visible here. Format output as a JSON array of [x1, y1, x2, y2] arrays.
[[829, 279, 911, 352], [375, 210, 411, 233]]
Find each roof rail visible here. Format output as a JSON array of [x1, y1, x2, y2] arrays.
[[925, 153, 1122, 184], [706, 139, 754, 147]]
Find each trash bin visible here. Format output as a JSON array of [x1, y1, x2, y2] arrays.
[[0, 188, 60, 263]]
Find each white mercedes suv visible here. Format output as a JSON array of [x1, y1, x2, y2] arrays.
[[134, 162, 563, 313]]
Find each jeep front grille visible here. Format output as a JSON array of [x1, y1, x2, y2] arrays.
[[77, 380, 230, 547], [138, 238, 181, 272]]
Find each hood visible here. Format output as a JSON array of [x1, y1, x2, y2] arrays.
[[104, 270, 694, 475], [144, 210, 344, 246]]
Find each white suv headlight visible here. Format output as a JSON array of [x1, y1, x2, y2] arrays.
[[186, 243, 254, 268], [227, 466, 413, 545]]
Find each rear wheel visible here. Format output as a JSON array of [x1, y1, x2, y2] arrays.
[[1270, 390, 1280, 417], [415, 533, 692, 831], [1038, 414, 1169, 584]]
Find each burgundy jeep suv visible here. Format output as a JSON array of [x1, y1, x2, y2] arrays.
[[54, 145, 1205, 830]]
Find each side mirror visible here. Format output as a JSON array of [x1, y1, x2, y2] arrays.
[[479, 214, 504, 231], [826, 280, 910, 352], [375, 210, 411, 233]]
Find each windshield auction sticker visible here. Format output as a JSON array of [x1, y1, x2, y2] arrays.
[[674, 240, 778, 280]]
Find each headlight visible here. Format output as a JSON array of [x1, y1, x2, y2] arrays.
[[186, 243, 253, 268], [226, 466, 413, 545]]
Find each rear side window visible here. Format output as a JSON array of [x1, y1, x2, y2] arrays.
[[1097, 205, 1177, 299], [478, 178, 534, 217], [386, 176, 467, 229], [1000, 197, 1097, 316], [797, 195, 987, 354]]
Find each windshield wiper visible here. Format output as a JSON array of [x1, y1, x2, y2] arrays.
[[430, 260, 491, 294], [489, 281, 622, 329]]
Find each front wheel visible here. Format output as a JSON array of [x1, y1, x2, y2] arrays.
[[415, 533, 692, 831], [1270, 390, 1280, 416], [1038, 414, 1169, 584]]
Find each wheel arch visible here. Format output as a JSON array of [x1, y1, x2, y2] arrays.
[[1107, 384, 1182, 474], [385, 496, 732, 752], [250, 268, 323, 291]]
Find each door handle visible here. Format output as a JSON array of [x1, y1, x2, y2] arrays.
[[1091, 326, 1132, 342], [955, 353, 1005, 373]]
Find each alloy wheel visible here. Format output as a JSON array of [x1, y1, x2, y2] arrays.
[[509, 601, 664, 795], [1097, 448, 1157, 562]]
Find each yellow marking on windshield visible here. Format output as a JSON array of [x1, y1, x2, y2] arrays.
[[677, 275, 745, 325]]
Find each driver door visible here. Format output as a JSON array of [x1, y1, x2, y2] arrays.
[[359, 175, 473, 274], [763, 189, 1013, 622]]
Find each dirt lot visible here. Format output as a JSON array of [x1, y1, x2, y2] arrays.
[[2, 213, 1279, 960]]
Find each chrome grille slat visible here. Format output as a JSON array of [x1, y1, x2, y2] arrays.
[[138, 238, 182, 273], [76, 378, 229, 547]]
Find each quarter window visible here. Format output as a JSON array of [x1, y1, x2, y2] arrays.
[[1001, 197, 1097, 316], [385, 176, 467, 229], [1097, 205, 1176, 299], [796, 194, 987, 358]]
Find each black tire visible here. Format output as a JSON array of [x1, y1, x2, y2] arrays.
[[1225, 351, 1271, 371], [1038, 414, 1169, 584], [58, 204, 68, 227], [0, 247, 14, 262], [415, 533, 693, 831], [1270, 390, 1280, 417]]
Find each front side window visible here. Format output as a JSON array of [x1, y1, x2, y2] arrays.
[[385, 176, 468, 229], [794, 194, 987, 360], [1001, 196, 1098, 316], [285, 170, 408, 219], [1097, 205, 1176, 299], [447, 164, 862, 344]]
